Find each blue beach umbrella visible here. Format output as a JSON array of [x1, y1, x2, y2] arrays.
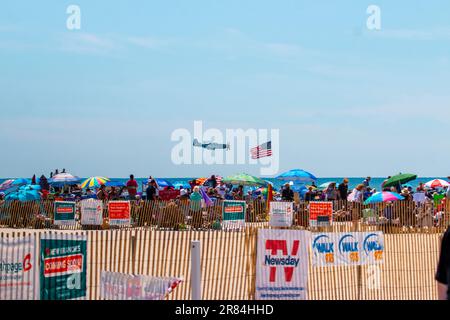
[[155, 178, 174, 188], [105, 180, 125, 187], [276, 169, 317, 183], [12, 178, 30, 185], [173, 181, 191, 189], [5, 185, 41, 202]]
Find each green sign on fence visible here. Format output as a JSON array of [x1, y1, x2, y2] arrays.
[[222, 200, 246, 229], [40, 234, 87, 300], [54, 201, 76, 226]]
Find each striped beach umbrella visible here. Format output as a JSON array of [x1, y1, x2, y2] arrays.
[[81, 176, 110, 189], [364, 192, 404, 205], [195, 176, 222, 186], [49, 173, 81, 186], [424, 179, 450, 189], [0, 179, 15, 191]]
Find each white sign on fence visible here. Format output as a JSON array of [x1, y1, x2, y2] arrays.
[[0, 235, 37, 300], [255, 229, 310, 300], [311, 232, 385, 267], [269, 202, 293, 227], [80, 199, 103, 225], [100, 271, 183, 300]]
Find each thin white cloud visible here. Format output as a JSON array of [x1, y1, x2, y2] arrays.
[[366, 27, 450, 41], [59, 32, 116, 55], [127, 36, 172, 49]]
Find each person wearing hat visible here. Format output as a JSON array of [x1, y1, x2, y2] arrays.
[[401, 188, 412, 201], [282, 183, 294, 202]]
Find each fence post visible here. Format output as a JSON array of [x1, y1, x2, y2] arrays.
[[353, 205, 363, 300], [191, 240, 202, 300], [131, 232, 137, 275]]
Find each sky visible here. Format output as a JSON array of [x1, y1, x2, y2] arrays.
[[1, 0, 450, 178]]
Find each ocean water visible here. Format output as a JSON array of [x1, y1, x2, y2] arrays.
[[1, 177, 445, 193]]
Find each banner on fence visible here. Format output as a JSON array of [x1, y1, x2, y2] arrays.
[[100, 271, 183, 300], [256, 229, 310, 300], [0, 235, 37, 300], [40, 233, 87, 300], [309, 202, 333, 227], [311, 232, 384, 267], [80, 199, 103, 225], [54, 201, 76, 226], [269, 202, 293, 227], [108, 201, 131, 226], [222, 200, 246, 229]]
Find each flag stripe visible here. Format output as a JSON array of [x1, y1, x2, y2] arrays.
[[250, 141, 272, 159]]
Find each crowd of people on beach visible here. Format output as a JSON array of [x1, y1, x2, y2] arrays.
[[2, 171, 450, 209]]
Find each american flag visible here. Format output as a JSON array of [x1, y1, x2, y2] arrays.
[[251, 141, 272, 159]]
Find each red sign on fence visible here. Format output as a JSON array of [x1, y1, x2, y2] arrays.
[[309, 202, 333, 227], [108, 201, 131, 226]]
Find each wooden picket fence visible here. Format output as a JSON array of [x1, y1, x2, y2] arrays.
[[0, 226, 443, 300], [1, 199, 449, 234]]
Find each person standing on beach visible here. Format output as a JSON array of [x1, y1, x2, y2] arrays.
[[146, 179, 157, 201], [126, 174, 138, 200], [363, 177, 371, 188], [436, 226, 450, 300], [282, 183, 294, 202], [96, 185, 109, 201], [207, 175, 218, 189], [325, 183, 338, 201], [215, 181, 227, 200], [338, 178, 349, 200]]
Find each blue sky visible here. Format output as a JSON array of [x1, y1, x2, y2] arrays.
[[1, 1, 450, 178]]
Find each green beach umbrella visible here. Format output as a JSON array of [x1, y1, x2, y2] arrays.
[[223, 173, 268, 187], [383, 173, 417, 188]]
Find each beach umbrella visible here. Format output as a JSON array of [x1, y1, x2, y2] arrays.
[[49, 173, 81, 186], [223, 173, 268, 187], [383, 174, 417, 188], [424, 179, 450, 189], [12, 178, 30, 186], [173, 181, 191, 189], [0, 179, 15, 191], [5, 185, 41, 202], [276, 169, 317, 182], [104, 180, 125, 187], [364, 192, 404, 205], [291, 184, 307, 193], [155, 178, 174, 189], [195, 176, 222, 187], [319, 181, 339, 189], [81, 176, 110, 189]]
